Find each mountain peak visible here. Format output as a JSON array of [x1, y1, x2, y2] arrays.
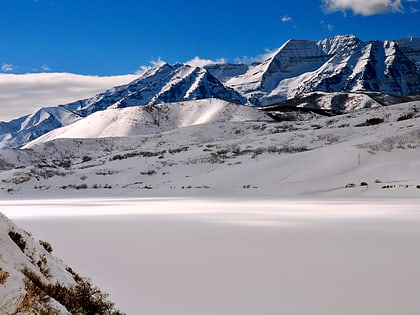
[[317, 34, 362, 55]]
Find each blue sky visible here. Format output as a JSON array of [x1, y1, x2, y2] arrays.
[[0, 0, 419, 75]]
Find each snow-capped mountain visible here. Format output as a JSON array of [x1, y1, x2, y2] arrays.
[[64, 63, 246, 116], [0, 63, 245, 148], [0, 212, 123, 314], [223, 35, 420, 106], [0, 35, 419, 149]]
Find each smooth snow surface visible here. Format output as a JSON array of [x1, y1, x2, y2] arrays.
[[3, 197, 420, 315]]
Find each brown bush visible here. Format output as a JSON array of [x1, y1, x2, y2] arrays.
[[0, 267, 9, 285]]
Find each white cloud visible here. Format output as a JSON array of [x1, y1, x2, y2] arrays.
[[185, 56, 227, 68], [410, 6, 419, 12], [135, 57, 166, 75], [1, 64, 14, 72], [281, 15, 293, 22], [0, 73, 138, 122], [322, 0, 404, 15]]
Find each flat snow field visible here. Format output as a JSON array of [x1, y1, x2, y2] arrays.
[[2, 197, 420, 315]]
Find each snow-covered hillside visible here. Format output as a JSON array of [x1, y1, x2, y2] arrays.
[[0, 212, 124, 314], [0, 100, 419, 199], [25, 99, 271, 145]]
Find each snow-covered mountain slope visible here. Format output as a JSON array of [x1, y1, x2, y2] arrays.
[[0, 64, 245, 149], [0, 213, 124, 314], [0, 107, 82, 148], [1, 101, 419, 198], [204, 63, 249, 83], [25, 99, 270, 146], [223, 35, 420, 106]]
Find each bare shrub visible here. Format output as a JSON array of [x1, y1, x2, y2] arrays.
[[37, 254, 51, 279], [0, 267, 9, 285], [397, 112, 415, 121], [355, 118, 384, 127], [8, 231, 26, 252], [39, 240, 53, 253]]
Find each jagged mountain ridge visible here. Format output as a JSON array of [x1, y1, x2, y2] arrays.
[[0, 34, 419, 149], [64, 63, 246, 116], [222, 35, 420, 106]]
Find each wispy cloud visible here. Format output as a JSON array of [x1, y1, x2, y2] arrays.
[[41, 64, 51, 72], [410, 6, 419, 12], [0, 73, 138, 121], [320, 20, 335, 31], [322, 0, 404, 15], [135, 57, 166, 75], [1, 63, 14, 72], [185, 56, 227, 68], [281, 15, 293, 22], [235, 48, 275, 65]]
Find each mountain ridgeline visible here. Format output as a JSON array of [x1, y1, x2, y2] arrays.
[[1, 34, 420, 148]]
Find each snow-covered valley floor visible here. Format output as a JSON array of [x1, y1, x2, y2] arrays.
[[3, 197, 420, 315], [1, 100, 420, 314]]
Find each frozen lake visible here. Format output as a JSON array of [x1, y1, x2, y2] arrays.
[[2, 197, 420, 315]]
